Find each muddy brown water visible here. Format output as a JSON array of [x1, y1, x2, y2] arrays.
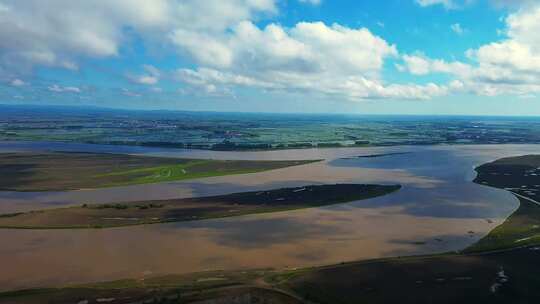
[[0, 142, 539, 291]]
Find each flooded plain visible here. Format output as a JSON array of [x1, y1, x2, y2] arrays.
[[0, 142, 539, 291]]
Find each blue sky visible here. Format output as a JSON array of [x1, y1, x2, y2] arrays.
[[1, 0, 540, 115]]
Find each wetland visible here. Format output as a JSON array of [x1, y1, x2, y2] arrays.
[[1, 141, 540, 303]]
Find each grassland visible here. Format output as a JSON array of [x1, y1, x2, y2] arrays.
[[0, 152, 317, 191], [0, 184, 401, 229]]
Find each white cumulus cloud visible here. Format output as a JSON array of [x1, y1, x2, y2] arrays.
[[1, 0, 516, 103], [402, 3, 540, 97], [172, 20, 445, 101], [0, 0, 276, 72]]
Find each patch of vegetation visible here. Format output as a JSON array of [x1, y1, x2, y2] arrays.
[[87, 203, 164, 210], [0, 212, 23, 218], [90, 203, 129, 210], [341, 152, 411, 159]]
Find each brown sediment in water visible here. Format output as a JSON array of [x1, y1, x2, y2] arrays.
[[0, 206, 502, 292]]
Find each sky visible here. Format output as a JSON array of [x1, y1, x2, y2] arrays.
[[1, 0, 540, 115]]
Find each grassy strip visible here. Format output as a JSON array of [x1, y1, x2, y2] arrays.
[[0, 205, 316, 229], [101, 167, 296, 187], [98, 159, 321, 187], [0, 184, 402, 229], [0, 152, 319, 191], [94, 160, 232, 186]]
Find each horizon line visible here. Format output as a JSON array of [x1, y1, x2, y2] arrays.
[[2, 103, 540, 118]]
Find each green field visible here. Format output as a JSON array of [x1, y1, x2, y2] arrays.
[[0, 152, 318, 191]]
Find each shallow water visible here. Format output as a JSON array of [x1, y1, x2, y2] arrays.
[[0, 142, 538, 291]]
